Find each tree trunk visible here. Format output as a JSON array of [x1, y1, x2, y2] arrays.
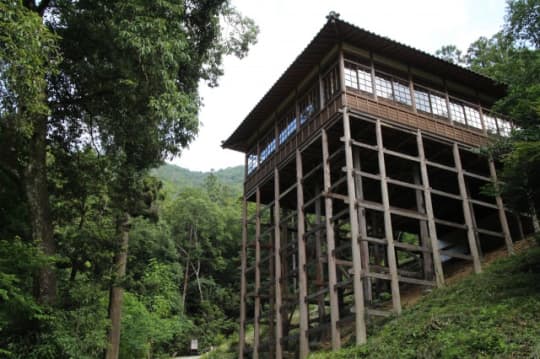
[[23, 115, 56, 305], [105, 212, 131, 359]]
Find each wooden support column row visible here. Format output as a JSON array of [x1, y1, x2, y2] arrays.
[[453, 143, 482, 273], [416, 131, 445, 287], [342, 109, 367, 344], [296, 150, 309, 358], [375, 119, 402, 314], [253, 189, 261, 358], [321, 129, 341, 350], [273, 168, 283, 359]]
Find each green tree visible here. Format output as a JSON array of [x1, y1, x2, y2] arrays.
[[0, 0, 60, 305], [435, 0, 540, 225]]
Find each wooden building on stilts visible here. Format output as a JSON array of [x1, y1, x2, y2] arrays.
[[223, 13, 534, 359]]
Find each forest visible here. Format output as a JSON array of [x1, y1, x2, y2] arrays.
[[1, 0, 539, 358]]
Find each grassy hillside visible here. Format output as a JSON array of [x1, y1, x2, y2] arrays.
[[311, 241, 540, 359], [152, 163, 244, 192]]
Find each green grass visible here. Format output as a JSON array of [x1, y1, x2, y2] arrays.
[[311, 245, 540, 359]]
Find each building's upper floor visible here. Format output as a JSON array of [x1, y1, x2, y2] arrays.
[[223, 14, 514, 181]]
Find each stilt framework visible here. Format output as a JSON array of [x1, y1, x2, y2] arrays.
[[227, 16, 535, 359]]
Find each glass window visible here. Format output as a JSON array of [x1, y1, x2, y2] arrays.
[[430, 94, 448, 118], [357, 68, 373, 93], [323, 66, 340, 102], [298, 84, 319, 125], [498, 119, 512, 137], [450, 101, 466, 124], [464, 106, 482, 129], [260, 138, 276, 162], [375, 73, 393, 100], [414, 88, 431, 114], [279, 112, 297, 145], [344, 67, 358, 90], [393, 80, 412, 106], [484, 114, 498, 134], [247, 152, 258, 174]]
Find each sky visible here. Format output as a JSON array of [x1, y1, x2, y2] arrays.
[[171, 0, 507, 172]]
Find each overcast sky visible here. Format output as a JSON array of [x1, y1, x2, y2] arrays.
[[171, 0, 507, 172]]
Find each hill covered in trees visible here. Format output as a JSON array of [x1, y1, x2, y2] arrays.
[[153, 164, 244, 193]]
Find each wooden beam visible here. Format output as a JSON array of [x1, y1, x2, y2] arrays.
[[238, 195, 248, 359], [253, 188, 261, 358], [343, 110, 367, 344], [273, 168, 283, 359], [417, 131, 445, 287], [488, 159, 514, 255], [314, 183, 326, 322], [321, 129, 341, 350], [375, 119, 402, 314], [413, 170, 434, 281], [353, 147, 372, 303], [296, 150, 309, 358], [453, 144, 482, 273]]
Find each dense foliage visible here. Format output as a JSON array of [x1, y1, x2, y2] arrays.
[[0, 0, 256, 357]]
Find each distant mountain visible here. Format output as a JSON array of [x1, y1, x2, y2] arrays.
[[152, 163, 244, 191]]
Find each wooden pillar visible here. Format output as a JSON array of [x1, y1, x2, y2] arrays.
[[343, 110, 367, 344], [416, 131, 445, 287], [321, 129, 341, 350], [273, 168, 283, 359], [314, 184, 326, 321], [375, 119, 401, 314], [253, 189, 261, 358], [238, 195, 248, 359], [453, 143, 482, 273], [353, 149, 372, 302], [413, 170, 434, 281], [296, 150, 309, 358], [488, 159, 514, 254]]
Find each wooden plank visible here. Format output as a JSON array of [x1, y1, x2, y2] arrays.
[[426, 160, 457, 173], [430, 188, 462, 201], [273, 168, 283, 359], [322, 129, 341, 350], [343, 110, 367, 344], [453, 143, 482, 273], [440, 249, 473, 261], [384, 148, 420, 163], [376, 119, 402, 314]]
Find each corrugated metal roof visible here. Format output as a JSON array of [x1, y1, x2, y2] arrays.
[[223, 15, 506, 152]]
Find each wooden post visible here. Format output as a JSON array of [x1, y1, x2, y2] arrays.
[[321, 129, 341, 350], [273, 168, 283, 359], [488, 159, 514, 254], [253, 188, 261, 358], [416, 131, 445, 287], [314, 183, 326, 321], [296, 150, 309, 358], [238, 195, 248, 359], [342, 110, 367, 344], [453, 144, 482, 273], [353, 149, 372, 302], [375, 119, 401, 314], [413, 170, 434, 280]]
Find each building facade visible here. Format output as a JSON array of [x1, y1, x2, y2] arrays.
[[223, 14, 532, 359]]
